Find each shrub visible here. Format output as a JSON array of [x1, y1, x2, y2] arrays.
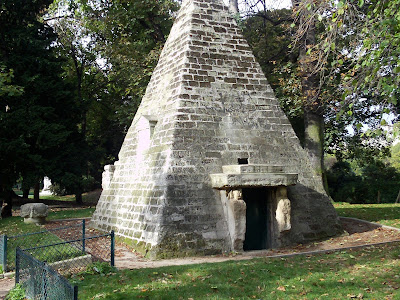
[[5, 284, 25, 300]]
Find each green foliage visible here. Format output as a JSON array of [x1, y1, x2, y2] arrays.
[[390, 142, 400, 170], [5, 283, 25, 300], [0, 0, 86, 208], [326, 161, 363, 203], [242, 9, 306, 141], [328, 159, 400, 203], [0, 66, 23, 97], [81, 262, 117, 276], [296, 0, 400, 110], [44, 0, 179, 191]]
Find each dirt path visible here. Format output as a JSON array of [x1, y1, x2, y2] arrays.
[[0, 278, 14, 300], [114, 217, 400, 269]]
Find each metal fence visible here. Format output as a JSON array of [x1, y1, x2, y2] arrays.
[[1, 219, 85, 272], [24, 232, 115, 276], [16, 248, 78, 300], [14, 231, 115, 299], [0, 235, 5, 273]]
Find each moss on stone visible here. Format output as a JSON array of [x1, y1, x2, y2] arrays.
[[148, 233, 210, 259], [115, 236, 152, 257], [306, 123, 321, 144]]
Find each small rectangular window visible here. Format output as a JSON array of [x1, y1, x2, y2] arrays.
[[238, 158, 248, 165], [149, 120, 157, 138]]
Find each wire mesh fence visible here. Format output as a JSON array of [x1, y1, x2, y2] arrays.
[[24, 232, 115, 276], [15, 230, 115, 299], [16, 248, 78, 300], [1, 219, 85, 272]]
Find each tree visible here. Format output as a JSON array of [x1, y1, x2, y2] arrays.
[[236, 0, 328, 187], [0, 0, 82, 216], [44, 0, 179, 194], [239, 0, 398, 192]]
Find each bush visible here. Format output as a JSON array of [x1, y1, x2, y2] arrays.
[[327, 161, 365, 203], [82, 262, 116, 276], [361, 161, 400, 203], [328, 160, 400, 204], [5, 284, 25, 300], [49, 183, 67, 196]]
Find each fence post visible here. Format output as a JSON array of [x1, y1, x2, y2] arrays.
[[41, 263, 48, 300], [2, 235, 7, 273], [15, 248, 20, 284], [73, 285, 78, 300], [110, 231, 115, 267], [82, 219, 86, 253], [1, 234, 8, 273]]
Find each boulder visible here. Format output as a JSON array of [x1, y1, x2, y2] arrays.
[[20, 203, 48, 224]]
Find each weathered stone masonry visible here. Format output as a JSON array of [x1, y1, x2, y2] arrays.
[[92, 0, 342, 258]]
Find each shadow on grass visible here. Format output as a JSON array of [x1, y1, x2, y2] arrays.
[[336, 205, 400, 222], [76, 243, 400, 300]]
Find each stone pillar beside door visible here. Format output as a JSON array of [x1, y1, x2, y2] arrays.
[[220, 189, 246, 252]]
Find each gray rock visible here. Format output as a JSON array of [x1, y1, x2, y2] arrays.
[[20, 203, 48, 224]]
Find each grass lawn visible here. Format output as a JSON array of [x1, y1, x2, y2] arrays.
[[0, 208, 94, 271], [0, 208, 95, 236], [39, 194, 76, 201], [72, 202, 400, 299], [74, 242, 400, 299], [334, 202, 400, 229]]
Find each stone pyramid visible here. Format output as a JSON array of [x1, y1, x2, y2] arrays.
[[92, 0, 341, 258]]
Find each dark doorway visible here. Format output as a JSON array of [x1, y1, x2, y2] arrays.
[[243, 188, 269, 251]]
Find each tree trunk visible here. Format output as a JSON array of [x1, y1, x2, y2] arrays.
[[395, 190, 400, 203], [23, 188, 29, 199], [75, 192, 83, 204], [34, 182, 40, 201], [229, 0, 239, 14], [377, 190, 381, 204], [1, 189, 13, 218], [304, 109, 324, 178], [292, 0, 326, 189]]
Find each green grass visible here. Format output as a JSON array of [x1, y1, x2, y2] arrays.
[[334, 202, 400, 228], [39, 194, 75, 201], [0, 209, 94, 237], [74, 243, 400, 299], [0, 208, 94, 271]]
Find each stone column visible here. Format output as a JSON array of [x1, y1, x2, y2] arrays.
[[102, 164, 116, 190], [275, 186, 291, 232], [226, 190, 246, 251]]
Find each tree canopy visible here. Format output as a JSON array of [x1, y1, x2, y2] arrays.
[[1, 0, 399, 212]]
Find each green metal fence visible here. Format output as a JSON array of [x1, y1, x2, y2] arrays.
[[0, 235, 6, 273], [23, 231, 115, 276], [1, 219, 85, 272], [15, 231, 115, 299], [16, 247, 78, 300]]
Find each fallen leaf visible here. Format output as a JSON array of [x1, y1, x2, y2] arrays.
[[277, 286, 286, 292]]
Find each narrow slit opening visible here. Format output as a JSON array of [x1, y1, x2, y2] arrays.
[[238, 158, 248, 165]]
